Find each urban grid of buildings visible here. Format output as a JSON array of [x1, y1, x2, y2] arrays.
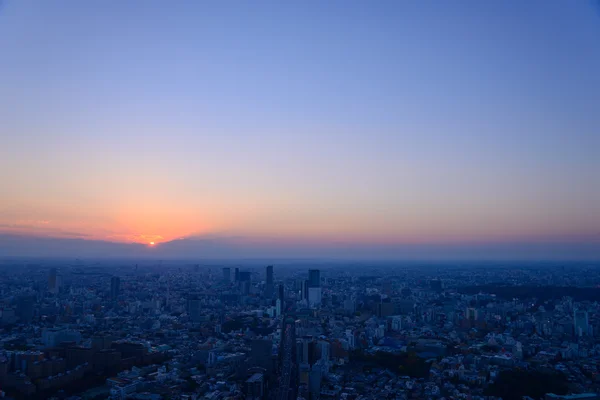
[[0, 260, 599, 400]]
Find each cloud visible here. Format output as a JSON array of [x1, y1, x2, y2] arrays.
[[0, 232, 598, 260], [105, 233, 165, 243], [0, 222, 92, 238]]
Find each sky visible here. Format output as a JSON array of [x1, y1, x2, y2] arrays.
[[0, 0, 599, 259]]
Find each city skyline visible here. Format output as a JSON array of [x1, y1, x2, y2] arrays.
[[1, 1, 599, 259]]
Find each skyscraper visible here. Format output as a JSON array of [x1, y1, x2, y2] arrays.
[[48, 268, 58, 293], [223, 267, 231, 283], [188, 297, 203, 322], [574, 309, 589, 337], [110, 276, 120, 300], [265, 265, 274, 298], [234, 267, 240, 282], [308, 269, 321, 308], [301, 280, 309, 301], [308, 269, 320, 288], [239, 271, 251, 295]]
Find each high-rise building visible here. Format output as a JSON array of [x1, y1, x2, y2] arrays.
[[301, 280, 309, 301], [265, 265, 274, 297], [308, 269, 320, 288], [574, 309, 589, 337], [223, 267, 231, 283], [308, 287, 322, 308], [110, 276, 120, 300], [239, 271, 251, 282], [239, 271, 252, 295], [278, 284, 284, 302], [188, 298, 203, 322], [276, 298, 282, 317], [234, 267, 240, 282], [48, 268, 57, 293]]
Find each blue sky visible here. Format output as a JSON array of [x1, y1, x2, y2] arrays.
[[0, 0, 599, 258]]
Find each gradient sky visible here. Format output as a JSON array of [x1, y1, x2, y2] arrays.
[[1, 0, 599, 251]]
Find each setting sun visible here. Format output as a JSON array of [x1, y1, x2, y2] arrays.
[[149, 241, 155, 245]]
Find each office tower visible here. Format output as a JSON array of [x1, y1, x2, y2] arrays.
[[309, 365, 322, 400], [574, 309, 589, 337], [188, 298, 203, 322], [110, 276, 120, 300], [307, 270, 321, 308], [239, 271, 251, 282], [223, 267, 231, 283], [308, 269, 320, 288], [234, 267, 240, 282], [48, 268, 57, 293], [239, 271, 251, 295], [276, 298, 282, 317], [301, 280, 309, 301], [278, 284, 284, 302], [265, 265, 274, 297], [297, 337, 318, 366], [308, 287, 322, 308]]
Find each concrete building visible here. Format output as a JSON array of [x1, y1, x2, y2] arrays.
[[265, 265, 274, 298], [110, 276, 120, 300], [222, 267, 231, 283]]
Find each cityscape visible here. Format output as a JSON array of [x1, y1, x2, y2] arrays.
[[1, 1, 600, 400], [0, 260, 599, 400]]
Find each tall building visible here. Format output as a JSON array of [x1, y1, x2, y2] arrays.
[[223, 267, 231, 283], [239, 271, 251, 282], [48, 268, 57, 293], [239, 271, 252, 295], [188, 297, 203, 322], [574, 309, 590, 337], [110, 276, 120, 300], [278, 284, 284, 302], [276, 298, 282, 317], [307, 269, 321, 308], [234, 267, 240, 282], [301, 280, 309, 301], [265, 265, 274, 297], [308, 269, 320, 288], [308, 287, 322, 308]]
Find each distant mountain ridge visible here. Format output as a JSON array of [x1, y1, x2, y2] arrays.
[[0, 233, 598, 260]]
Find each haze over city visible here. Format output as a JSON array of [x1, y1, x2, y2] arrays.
[[1, 0, 599, 259], [4, 3, 600, 400]]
